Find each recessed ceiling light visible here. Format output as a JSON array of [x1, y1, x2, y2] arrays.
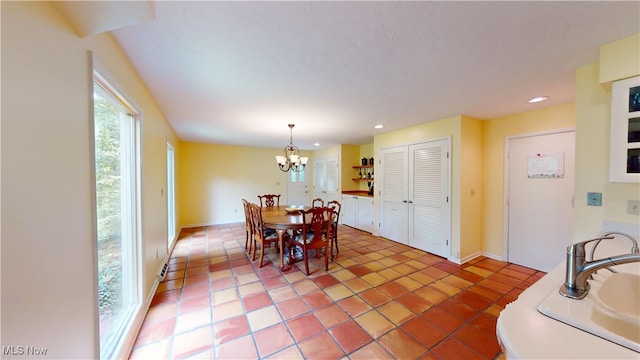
[[374, 124, 384, 129], [314, 142, 320, 147], [528, 96, 549, 103]]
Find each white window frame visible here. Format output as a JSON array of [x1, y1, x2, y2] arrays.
[[93, 67, 143, 360], [167, 142, 176, 246]]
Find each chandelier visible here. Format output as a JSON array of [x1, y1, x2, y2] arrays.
[[275, 124, 309, 172]]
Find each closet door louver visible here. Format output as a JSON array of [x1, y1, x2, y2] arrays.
[[379, 147, 408, 244], [379, 138, 450, 258], [409, 140, 449, 257]]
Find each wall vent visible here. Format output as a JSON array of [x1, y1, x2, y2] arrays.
[[157, 262, 169, 281]]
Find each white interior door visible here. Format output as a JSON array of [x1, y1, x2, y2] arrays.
[[313, 157, 339, 203], [312, 159, 325, 200], [324, 157, 340, 203], [409, 140, 450, 258], [507, 130, 575, 272], [287, 167, 309, 206], [380, 146, 409, 244]]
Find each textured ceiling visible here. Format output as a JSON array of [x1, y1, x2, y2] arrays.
[[108, 1, 640, 150]]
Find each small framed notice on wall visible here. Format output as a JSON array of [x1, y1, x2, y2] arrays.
[[528, 152, 565, 178]]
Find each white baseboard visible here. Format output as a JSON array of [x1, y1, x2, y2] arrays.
[[121, 231, 179, 359], [119, 275, 160, 359], [448, 250, 481, 264], [448, 251, 504, 265], [181, 220, 244, 228], [480, 251, 504, 262]]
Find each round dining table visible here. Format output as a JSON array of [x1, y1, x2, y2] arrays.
[[261, 205, 310, 271]]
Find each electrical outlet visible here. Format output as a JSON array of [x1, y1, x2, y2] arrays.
[[628, 200, 640, 215], [587, 192, 602, 206]]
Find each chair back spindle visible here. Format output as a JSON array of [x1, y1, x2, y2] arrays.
[[291, 206, 332, 275], [249, 203, 281, 268], [242, 199, 254, 254], [327, 200, 341, 259], [258, 194, 280, 207]]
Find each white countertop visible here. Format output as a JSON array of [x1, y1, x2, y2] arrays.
[[496, 241, 639, 359]]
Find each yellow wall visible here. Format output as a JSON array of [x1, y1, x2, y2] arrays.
[[339, 143, 375, 192], [2, 2, 178, 358], [176, 141, 374, 227], [340, 144, 360, 190], [481, 32, 640, 256], [599, 33, 640, 84], [313, 144, 341, 160], [176, 140, 379, 226], [573, 39, 640, 240], [460, 116, 484, 258], [178, 142, 311, 225], [358, 143, 375, 191], [360, 143, 374, 161], [481, 103, 575, 256]]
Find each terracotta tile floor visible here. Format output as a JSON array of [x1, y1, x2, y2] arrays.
[[129, 223, 545, 359]]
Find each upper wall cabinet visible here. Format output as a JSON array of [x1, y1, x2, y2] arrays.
[[610, 75, 640, 183]]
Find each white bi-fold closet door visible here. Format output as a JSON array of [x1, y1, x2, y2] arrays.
[[379, 138, 451, 258]]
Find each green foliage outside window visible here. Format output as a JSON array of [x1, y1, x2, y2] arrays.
[[94, 91, 123, 321]]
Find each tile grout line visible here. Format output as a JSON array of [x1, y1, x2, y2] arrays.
[[132, 223, 545, 360]]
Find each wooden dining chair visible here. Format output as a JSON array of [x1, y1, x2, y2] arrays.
[[290, 206, 332, 275], [258, 194, 280, 207], [249, 203, 284, 268], [327, 200, 341, 259], [312, 198, 324, 208], [242, 199, 253, 255]]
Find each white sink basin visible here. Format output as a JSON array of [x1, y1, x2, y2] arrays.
[[597, 273, 640, 318], [538, 267, 640, 353]]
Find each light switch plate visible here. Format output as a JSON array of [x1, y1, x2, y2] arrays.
[[587, 192, 602, 206], [628, 200, 640, 215]]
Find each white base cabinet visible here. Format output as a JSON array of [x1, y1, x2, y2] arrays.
[[341, 196, 357, 228], [341, 195, 373, 233]]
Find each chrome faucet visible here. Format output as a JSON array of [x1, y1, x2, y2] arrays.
[[559, 232, 640, 300]]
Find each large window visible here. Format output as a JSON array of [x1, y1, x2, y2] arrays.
[[93, 73, 141, 359], [167, 142, 176, 246]]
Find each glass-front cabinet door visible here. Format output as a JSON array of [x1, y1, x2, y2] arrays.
[[610, 76, 640, 182]]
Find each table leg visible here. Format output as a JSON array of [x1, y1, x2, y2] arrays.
[[276, 229, 291, 271], [330, 237, 335, 260]]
